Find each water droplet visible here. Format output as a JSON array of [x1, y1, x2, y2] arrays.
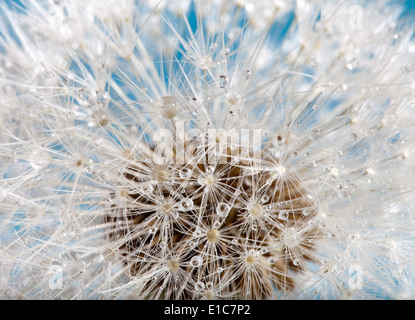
[[179, 198, 193, 211], [91, 110, 109, 127], [199, 55, 213, 71], [302, 208, 311, 216], [28, 149, 52, 170], [190, 255, 203, 268], [206, 165, 215, 175], [278, 210, 289, 220], [268, 257, 276, 264], [206, 282, 213, 290], [218, 75, 227, 88], [179, 168, 192, 180], [150, 165, 170, 183], [212, 220, 221, 229], [216, 202, 230, 217], [260, 195, 270, 203], [337, 188, 348, 198], [193, 228, 203, 237], [226, 92, 241, 105], [195, 281, 205, 291], [245, 70, 251, 79], [293, 258, 300, 266], [171, 211, 179, 219], [156, 96, 179, 119], [139, 182, 154, 195], [149, 226, 158, 234]]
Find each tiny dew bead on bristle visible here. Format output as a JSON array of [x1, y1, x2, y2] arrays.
[[156, 96, 179, 119]]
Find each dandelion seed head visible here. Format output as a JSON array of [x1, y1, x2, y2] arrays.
[[1, 0, 415, 300]]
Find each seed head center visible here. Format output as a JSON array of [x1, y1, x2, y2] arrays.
[[206, 229, 221, 244], [247, 202, 264, 218], [167, 260, 180, 273]]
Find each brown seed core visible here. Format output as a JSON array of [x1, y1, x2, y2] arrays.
[[106, 142, 319, 299]]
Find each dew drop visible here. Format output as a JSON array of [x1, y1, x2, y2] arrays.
[[302, 208, 311, 216], [179, 198, 193, 211], [190, 255, 203, 268], [268, 257, 276, 264], [140, 182, 154, 195], [91, 110, 109, 127], [260, 195, 270, 203], [260, 247, 268, 255], [212, 220, 221, 229], [217, 202, 230, 217], [199, 55, 213, 71], [309, 129, 320, 140], [206, 165, 215, 175], [150, 165, 170, 183], [278, 210, 289, 220], [171, 211, 179, 219], [78, 88, 97, 106], [156, 96, 179, 119], [195, 281, 205, 291], [28, 149, 52, 170], [226, 92, 241, 105], [218, 75, 227, 88], [193, 228, 203, 237], [245, 70, 251, 79]]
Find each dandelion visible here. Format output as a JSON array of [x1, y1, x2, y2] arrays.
[[0, 0, 415, 300]]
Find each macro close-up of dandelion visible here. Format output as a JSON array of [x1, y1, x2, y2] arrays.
[[1, 0, 415, 300]]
